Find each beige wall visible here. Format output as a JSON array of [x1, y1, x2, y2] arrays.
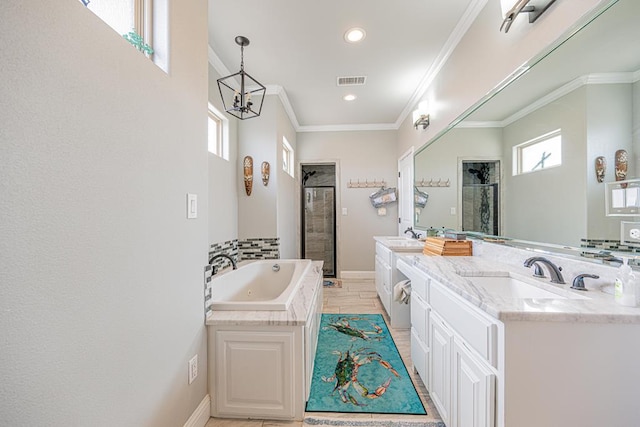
[[1, 1, 208, 426], [298, 131, 398, 272]]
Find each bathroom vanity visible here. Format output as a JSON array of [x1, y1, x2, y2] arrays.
[[374, 236, 424, 328], [206, 261, 323, 421], [398, 245, 640, 427]]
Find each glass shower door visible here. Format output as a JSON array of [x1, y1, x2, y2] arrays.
[[303, 186, 336, 277]]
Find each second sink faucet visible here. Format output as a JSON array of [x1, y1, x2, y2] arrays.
[[524, 257, 565, 284], [404, 226, 421, 239]]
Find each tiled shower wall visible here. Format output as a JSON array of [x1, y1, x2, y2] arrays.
[[204, 237, 280, 316]]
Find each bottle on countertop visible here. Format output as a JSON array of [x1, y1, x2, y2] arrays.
[[614, 257, 637, 307]]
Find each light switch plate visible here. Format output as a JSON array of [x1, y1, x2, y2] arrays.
[[187, 194, 197, 219]]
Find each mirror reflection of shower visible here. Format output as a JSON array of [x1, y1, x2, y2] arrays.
[[462, 160, 501, 235], [301, 164, 336, 277]]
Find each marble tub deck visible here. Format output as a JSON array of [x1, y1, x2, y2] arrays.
[[205, 278, 443, 427]]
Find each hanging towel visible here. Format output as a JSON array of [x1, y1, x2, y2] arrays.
[[393, 279, 411, 304]]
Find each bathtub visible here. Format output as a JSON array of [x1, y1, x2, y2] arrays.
[[210, 259, 313, 311]]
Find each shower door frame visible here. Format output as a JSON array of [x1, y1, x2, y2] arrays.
[[301, 185, 337, 277], [299, 161, 340, 278], [457, 157, 503, 236]]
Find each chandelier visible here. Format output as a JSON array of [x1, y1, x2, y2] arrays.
[[216, 36, 266, 120]]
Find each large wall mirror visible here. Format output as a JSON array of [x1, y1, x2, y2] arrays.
[[414, 0, 640, 255]]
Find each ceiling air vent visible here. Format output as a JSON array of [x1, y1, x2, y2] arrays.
[[337, 76, 367, 86]]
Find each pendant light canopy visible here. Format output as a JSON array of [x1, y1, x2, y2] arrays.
[[217, 36, 266, 120]]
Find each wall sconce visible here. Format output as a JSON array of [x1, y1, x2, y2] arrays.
[[500, 0, 557, 33], [412, 101, 430, 130]]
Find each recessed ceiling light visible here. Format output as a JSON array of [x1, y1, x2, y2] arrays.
[[343, 94, 357, 101], [344, 28, 366, 43]]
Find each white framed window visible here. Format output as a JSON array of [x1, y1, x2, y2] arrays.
[[282, 137, 294, 177], [80, 0, 169, 71], [513, 129, 562, 176], [82, 0, 152, 43], [208, 103, 229, 160]]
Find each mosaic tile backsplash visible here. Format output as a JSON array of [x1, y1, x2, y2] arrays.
[[204, 237, 280, 316]]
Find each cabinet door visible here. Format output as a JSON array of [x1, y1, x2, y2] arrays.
[[452, 339, 495, 427], [429, 312, 452, 425], [410, 292, 428, 343]]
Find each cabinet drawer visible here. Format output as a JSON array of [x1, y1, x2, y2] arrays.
[[376, 242, 392, 265], [397, 258, 429, 301], [411, 328, 429, 386], [430, 282, 497, 367]]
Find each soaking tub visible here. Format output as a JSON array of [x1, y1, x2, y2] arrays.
[[210, 259, 313, 311]]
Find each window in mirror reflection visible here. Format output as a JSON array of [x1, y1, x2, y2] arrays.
[[513, 129, 562, 175]]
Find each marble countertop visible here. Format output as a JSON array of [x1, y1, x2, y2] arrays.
[[205, 261, 323, 327], [374, 236, 425, 252], [400, 254, 640, 324]]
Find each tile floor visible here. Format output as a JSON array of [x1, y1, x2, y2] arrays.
[[205, 278, 441, 427]]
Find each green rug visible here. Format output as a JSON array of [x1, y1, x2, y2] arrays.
[[306, 314, 426, 415]]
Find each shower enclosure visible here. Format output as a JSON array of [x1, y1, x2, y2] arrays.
[[461, 160, 500, 236], [301, 164, 336, 277]]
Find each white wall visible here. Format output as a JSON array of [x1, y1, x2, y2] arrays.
[[298, 131, 398, 272], [398, 0, 605, 157], [0, 2, 208, 426], [208, 65, 239, 244]]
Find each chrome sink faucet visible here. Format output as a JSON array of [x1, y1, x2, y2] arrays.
[[209, 253, 237, 275], [524, 257, 565, 284]]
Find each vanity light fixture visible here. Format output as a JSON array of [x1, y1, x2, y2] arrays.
[[343, 94, 357, 101], [500, 0, 557, 33], [412, 101, 430, 130], [344, 27, 366, 43], [217, 36, 266, 120]]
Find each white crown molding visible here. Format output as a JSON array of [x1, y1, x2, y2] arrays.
[[459, 70, 640, 128], [266, 85, 301, 130], [395, 0, 489, 129], [456, 121, 502, 128], [207, 45, 231, 78], [298, 123, 398, 133]]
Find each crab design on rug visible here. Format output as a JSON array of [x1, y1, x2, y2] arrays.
[[324, 316, 384, 341], [321, 347, 400, 406]]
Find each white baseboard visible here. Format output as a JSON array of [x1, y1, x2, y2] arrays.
[[340, 271, 375, 280], [184, 394, 211, 427]]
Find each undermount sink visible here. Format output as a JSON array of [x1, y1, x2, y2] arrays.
[[463, 274, 589, 300]]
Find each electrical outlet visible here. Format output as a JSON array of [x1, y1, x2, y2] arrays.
[[188, 355, 198, 384], [631, 229, 640, 239]]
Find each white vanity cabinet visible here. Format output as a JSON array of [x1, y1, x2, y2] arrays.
[[374, 243, 392, 314], [374, 239, 423, 328], [399, 258, 496, 427], [452, 338, 495, 427]]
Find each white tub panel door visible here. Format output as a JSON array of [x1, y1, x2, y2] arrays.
[[215, 330, 298, 419]]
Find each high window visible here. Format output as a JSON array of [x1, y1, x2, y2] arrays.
[[80, 0, 168, 71], [513, 129, 562, 176], [208, 103, 229, 160], [282, 137, 294, 177]]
